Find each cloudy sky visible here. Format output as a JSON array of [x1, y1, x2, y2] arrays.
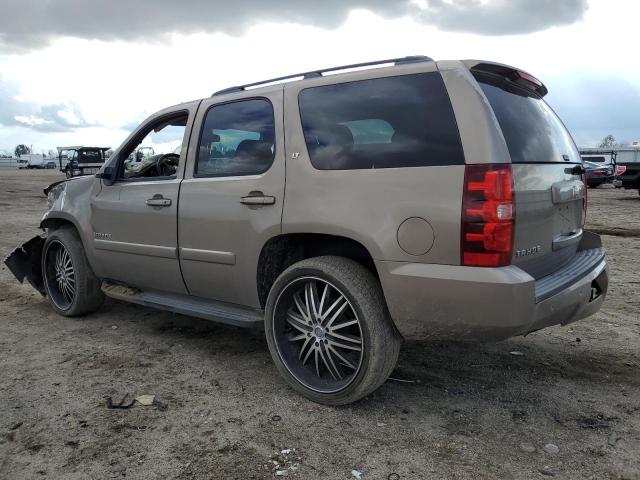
[[0, 0, 638, 155]]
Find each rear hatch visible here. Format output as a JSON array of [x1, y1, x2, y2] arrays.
[[472, 64, 585, 279]]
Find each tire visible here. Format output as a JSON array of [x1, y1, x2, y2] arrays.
[[42, 226, 104, 316], [265, 256, 401, 405]]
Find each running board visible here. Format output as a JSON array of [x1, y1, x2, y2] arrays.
[[101, 281, 264, 328]]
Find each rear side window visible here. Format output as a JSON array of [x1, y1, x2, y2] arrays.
[[477, 77, 581, 163], [298, 73, 464, 170], [196, 99, 275, 177]]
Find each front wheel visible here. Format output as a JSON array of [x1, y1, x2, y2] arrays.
[[42, 227, 104, 316], [265, 256, 401, 405]]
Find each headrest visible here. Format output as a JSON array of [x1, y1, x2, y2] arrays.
[[316, 124, 354, 147], [235, 140, 273, 158]]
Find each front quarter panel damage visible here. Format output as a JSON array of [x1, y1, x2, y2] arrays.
[[4, 235, 46, 295]]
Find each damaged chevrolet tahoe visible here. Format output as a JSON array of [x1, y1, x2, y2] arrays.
[[5, 56, 608, 405]]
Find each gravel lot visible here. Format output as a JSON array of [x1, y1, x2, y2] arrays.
[[0, 169, 638, 479]]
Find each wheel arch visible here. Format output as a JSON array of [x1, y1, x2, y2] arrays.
[[256, 233, 381, 309], [40, 214, 84, 244]]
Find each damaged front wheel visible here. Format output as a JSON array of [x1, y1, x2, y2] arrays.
[[42, 227, 104, 316]]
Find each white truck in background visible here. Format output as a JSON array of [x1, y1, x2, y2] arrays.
[[19, 154, 46, 169]]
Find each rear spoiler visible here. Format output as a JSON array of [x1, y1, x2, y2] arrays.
[[465, 61, 548, 97]]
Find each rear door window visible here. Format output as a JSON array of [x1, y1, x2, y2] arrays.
[[196, 99, 275, 177], [477, 77, 581, 163], [298, 73, 464, 170]]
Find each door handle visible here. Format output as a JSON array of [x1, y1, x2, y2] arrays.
[[146, 195, 172, 207], [240, 192, 276, 205]]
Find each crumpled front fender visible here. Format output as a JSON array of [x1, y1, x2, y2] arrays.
[[3, 235, 46, 295]]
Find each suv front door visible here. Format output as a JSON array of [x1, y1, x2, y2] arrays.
[[178, 88, 285, 307], [90, 104, 199, 293]]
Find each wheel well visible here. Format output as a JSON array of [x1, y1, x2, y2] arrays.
[[41, 218, 76, 232], [40, 218, 84, 246], [256, 233, 378, 308]]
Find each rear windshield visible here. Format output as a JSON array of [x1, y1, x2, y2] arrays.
[[478, 78, 581, 163]]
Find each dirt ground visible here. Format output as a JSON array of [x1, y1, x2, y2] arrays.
[[0, 169, 638, 480]]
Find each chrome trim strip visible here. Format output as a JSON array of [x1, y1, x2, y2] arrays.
[[94, 239, 177, 259], [180, 247, 236, 265], [551, 179, 585, 204]]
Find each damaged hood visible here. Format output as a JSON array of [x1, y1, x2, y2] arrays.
[[43, 176, 82, 196]]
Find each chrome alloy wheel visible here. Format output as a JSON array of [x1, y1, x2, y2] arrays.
[[272, 277, 364, 393], [44, 240, 75, 310]]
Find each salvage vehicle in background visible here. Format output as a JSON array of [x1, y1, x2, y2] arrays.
[[612, 146, 640, 195], [583, 161, 615, 187], [4, 56, 608, 405], [58, 146, 109, 178]]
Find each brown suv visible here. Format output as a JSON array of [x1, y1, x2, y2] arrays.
[[5, 56, 608, 404]]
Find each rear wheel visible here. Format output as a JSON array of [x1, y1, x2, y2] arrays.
[[265, 256, 400, 405], [42, 227, 104, 316]]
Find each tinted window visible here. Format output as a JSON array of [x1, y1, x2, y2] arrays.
[[298, 73, 464, 170], [478, 78, 580, 163], [196, 99, 275, 177]]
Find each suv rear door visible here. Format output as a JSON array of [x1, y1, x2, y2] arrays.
[[177, 87, 285, 308], [471, 64, 586, 279]]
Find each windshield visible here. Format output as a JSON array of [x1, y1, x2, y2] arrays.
[[478, 78, 581, 163]]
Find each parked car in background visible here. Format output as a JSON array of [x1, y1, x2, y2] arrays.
[[5, 56, 607, 405], [45, 161, 57, 169], [583, 161, 615, 187], [612, 147, 640, 194], [580, 150, 616, 168], [614, 163, 640, 194]]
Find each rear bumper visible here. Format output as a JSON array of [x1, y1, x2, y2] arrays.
[[377, 232, 607, 341]]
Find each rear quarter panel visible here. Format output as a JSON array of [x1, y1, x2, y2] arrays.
[[282, 62, 465, 265]]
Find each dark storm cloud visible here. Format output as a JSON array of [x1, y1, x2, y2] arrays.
[[0, 0, 589, 52], [419, 0, 589, 36], [0, 77, 93, 132]]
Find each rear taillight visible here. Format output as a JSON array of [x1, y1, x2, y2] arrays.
[[461, 164, 514, 267], [616, 165, 627, 176]]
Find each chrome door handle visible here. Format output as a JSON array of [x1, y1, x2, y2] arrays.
[[146, 195, 172, 207], [240, 193, 275, 205]]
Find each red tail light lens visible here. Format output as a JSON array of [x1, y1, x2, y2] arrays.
[[615, 165, 626, 176], [462, 164, 514, 267]]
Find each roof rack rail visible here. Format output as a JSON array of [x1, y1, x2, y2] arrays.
[[212, 55, 433, 96]]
